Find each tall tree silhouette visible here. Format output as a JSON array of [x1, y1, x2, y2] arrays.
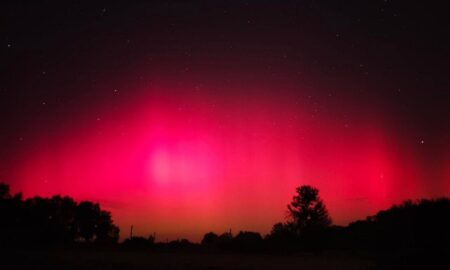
[[286, 185, 331, 251], [287, 185, 332, 233]]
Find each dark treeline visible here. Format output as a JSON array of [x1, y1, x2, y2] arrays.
[[329, 198, 450, 252], [0, 183, 119, 246], [121, 185, 450, 257], [1, 182, 449, 256]]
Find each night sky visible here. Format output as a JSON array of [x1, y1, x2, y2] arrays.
[[1, 1, 449, 241]]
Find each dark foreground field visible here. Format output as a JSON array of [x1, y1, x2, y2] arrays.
[[2, 248, 449, 270], [1, 249, 374, 270]]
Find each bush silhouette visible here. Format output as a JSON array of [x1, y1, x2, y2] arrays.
[[265, 222, 298, 252], [122, 235, 155, 250], [201, 232, 219, 247], [233, 231, 264, 252]]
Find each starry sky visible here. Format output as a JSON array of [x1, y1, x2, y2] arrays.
[[1, 1, 449, 241]]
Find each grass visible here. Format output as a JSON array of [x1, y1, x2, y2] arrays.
[[1, 249, 374, 270]]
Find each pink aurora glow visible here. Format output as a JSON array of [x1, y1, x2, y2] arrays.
[[6, 83, 448, 241]]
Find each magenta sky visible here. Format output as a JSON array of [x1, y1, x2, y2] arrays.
[[4, 79, 448, 242]]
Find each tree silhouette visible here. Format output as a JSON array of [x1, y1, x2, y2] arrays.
[[75, 201, 101, 242], [0, 183, 10, 199], [287, 185, 332, 233], [74, 201, 119, 243], [95, 210, 120, 244], [286, 185, 331, 252]]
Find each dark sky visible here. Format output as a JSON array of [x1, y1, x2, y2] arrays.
[[1, 1, 449, 240]]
